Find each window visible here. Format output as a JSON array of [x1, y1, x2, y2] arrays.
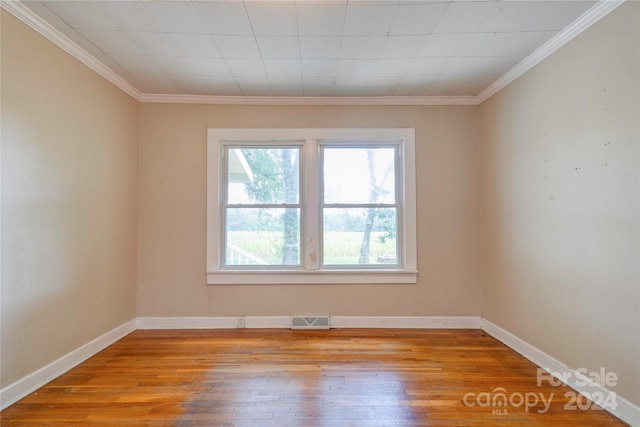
[[207, 129, 417, 284]]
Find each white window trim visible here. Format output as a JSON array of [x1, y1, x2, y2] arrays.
[[207, 128, 417, 285]]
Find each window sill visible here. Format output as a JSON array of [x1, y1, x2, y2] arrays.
[[206, 270, 418, 285]]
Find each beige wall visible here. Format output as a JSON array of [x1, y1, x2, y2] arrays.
[[1, 12, 139, 387], [479, 2, 639, 405], [138, 104, 483, 317]]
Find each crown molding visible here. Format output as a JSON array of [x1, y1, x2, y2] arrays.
[[476, 0, 626, 104], [139, 93, 479, 106], [2, 0, 623, 107], [0, 0, 142, 101]]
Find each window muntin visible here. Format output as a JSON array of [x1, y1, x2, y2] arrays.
[[207, 128, 417, 285]]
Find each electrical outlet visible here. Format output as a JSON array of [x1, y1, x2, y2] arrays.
[[237, 315, 245, 329]]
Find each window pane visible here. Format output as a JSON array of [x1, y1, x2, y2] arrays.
[[227, 147, 299, 205], [226, 208, 300, 266], [323, 147, 396, 204], [323, 208, 397, 265]]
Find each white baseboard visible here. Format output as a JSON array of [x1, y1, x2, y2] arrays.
[[136, 315, 482, 330], [482, 319, 640, 427], [0, 319, 136, 411], [330, 316, 482, 329], [244, 316, 291, 328], [136, 316, 237, 329]]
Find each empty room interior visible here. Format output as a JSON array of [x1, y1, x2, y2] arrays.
[[1, 0, 639, 426]]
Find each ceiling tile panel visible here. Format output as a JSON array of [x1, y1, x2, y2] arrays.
[[380, 35, 429, 59], [388, 3, 449, 36], [93, 2, 159, 33], [226, 59, 268, 77], [343, 4, 397, 37], [245, 2, 298, 36], [340, 37, 385, 59], [168, 34, 221, 58], [419, 34, 473, 58], [300, 36, 342, 59], [301, 59, 340, 77], [126, 32, 181, 57], [337, 59, 377, 78], [432, 1, 501, 34], [152, 56, 232, 77], [406, 58, 450, 77], [96, 1, 206, 33], [478, 2, 546, 33], [143, 2, 207, 34], [297, 3, 347, 36], [256, 36, 300, 59], [194, 2, 253, 36], [213, 35, 261, 59], [263, 59, 302, 78], [368, 59, 414, 78]]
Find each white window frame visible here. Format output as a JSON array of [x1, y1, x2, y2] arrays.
[[207, 128, 417, 285]]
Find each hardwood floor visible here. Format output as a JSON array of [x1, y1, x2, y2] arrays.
[[1, 329, 627, 426]]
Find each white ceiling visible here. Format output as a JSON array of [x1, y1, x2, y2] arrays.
[[21, 0, 598, 98]]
